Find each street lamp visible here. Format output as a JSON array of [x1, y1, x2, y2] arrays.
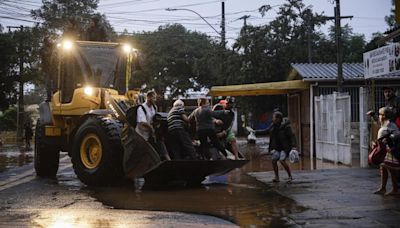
[[165, 8, 221, 36]]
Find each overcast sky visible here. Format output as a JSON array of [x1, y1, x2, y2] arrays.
[[0, 0, 392, 46]]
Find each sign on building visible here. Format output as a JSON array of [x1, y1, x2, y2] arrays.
[[363, 43, 400, 79]]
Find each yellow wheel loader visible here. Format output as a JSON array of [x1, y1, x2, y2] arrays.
[[35, 40, 247, 186]]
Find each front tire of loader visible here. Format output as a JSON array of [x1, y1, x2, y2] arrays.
[[72, 117, 124, 186], [34, 119, 60, 177]]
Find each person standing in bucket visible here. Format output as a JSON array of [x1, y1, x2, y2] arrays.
[[167, 99, 197, 160], [189, 97, 228, 160], [136, 90, 171, 161], [258, 111, 296, 183]]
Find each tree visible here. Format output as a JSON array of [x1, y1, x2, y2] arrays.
[[0, 31, 17, 111], [231, 0, 330, 117], [328, 24, 366, 63], [123, 24, 222, 98], [230, 0, 369, 124], [0, 27, 41, 111], [385, 0, 396, 29], [0, 108, 17, 131], [364, 32, 384, 52], [234, 0, 328, 85], [31, 0, 114, 41], [31, 0, 116, 98]]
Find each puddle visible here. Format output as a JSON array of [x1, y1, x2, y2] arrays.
[[90, 169, 305, 227], [0, 145, 33, 172]]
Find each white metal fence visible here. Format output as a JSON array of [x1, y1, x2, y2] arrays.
[[314, 93, 352, 165]]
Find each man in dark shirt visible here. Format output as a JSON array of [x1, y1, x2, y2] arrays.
[[189, 98, 227, 159], [368, 87, 400, 125], [384, 87, 400, 126], [213, 99, 241, 160], [258, 111, 296, 183]]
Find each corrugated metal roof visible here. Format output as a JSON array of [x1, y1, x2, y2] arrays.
[[291, 63, 364, 81]]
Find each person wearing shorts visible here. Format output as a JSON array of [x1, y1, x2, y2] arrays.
[[264, 111, 297, 183]]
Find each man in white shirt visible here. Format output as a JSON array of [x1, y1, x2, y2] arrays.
[[136, 91, 157, 141], [136, 90, 171, 161]]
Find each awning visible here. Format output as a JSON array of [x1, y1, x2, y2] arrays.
[[209, 80, 309, 96]]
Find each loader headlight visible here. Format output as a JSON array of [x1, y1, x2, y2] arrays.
[[123, 43, 137, 54], [84, 86, 94, 96], [62, 40, 73, 50], [123, 44, 132, 53], [57, 40, 73, 51]]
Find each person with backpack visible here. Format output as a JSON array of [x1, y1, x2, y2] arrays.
[[136, 90, 170, 161]]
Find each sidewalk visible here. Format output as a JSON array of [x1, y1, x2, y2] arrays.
[[249, 168, 400, 227]]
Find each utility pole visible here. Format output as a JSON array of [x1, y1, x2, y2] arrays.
[[221, 1, 226, 47], [239, 15, 250, 28], [323, 0, 352, 92], [239, 15, 250, 55], [7, 25, 25, 143], [220, 1, 226, 82], [335, 0, 343, 92], [306, 14, 313, 63]]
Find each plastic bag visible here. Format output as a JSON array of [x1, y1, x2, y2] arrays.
[[368, 140, 387, 165], [271, 150, 279, 161], [279, 151, 287, 161], [289, 149, 300, 163]]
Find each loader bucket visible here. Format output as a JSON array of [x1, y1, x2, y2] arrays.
[[142, 159, 248, 187], [120, 107, 248, 187]]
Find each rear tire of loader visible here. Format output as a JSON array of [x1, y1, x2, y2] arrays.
[[34, 119, 60, 177], [72, 117, 124, 186]]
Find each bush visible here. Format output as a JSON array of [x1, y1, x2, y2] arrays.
[[0, 107, 17, 131]]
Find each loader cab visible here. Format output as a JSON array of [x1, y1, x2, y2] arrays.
[[55, 40, 138, 103]]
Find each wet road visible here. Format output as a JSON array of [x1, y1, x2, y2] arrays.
[[0, 138, 352, 227]]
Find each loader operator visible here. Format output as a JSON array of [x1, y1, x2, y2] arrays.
[[136, 91, 171, 161]]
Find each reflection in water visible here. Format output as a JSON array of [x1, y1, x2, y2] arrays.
[[33, 210, 137, 228], [92, 170, 304, 227], [0, 145, 33, 172]]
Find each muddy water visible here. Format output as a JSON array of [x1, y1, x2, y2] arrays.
[[0, 139, 355, 227], [0, 145, 33, 172], [90, 138, 315, 227]]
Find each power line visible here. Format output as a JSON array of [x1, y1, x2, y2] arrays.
[[100, 0, 221, 14], [0, 16, 38, 23], [99, 0, 160, 8]]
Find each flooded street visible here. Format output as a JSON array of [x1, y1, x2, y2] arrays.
[[90, 138, 355, 227], [0, 138, 356, 227], [0, 145, 33, 173]]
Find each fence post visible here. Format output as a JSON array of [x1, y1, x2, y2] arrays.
[[333, 92, 338, 164], [310, 86, 314, 170], [359, 87, 368, 167]]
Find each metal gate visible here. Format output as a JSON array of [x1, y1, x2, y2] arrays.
[[359, 87, 370, 168], [314, 92, 352, 165]]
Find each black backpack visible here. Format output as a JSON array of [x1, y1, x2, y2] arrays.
[[126, 104, 157, 127]]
